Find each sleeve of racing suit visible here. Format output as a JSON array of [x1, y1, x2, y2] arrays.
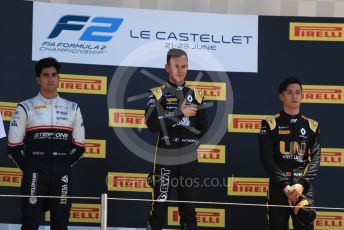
[[196, 97, 208, 139], [259, 119, 289, 190], [70, 106, 85, 167], [145, 94, 183, 133], [297, 125, 320, 192], [7, 105, 27, 170]]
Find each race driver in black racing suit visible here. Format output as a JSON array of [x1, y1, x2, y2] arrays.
[[145, 49, 208, 230], [7, 57, 85, 230], [259, 77, 320, 230]]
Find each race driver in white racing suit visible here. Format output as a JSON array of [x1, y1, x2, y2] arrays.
[[7, 57, 85, 230]]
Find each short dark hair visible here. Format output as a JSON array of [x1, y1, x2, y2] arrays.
[[35, 57, 60, 77], [166, 48, 188, 64], [279, 77, 302, 94]]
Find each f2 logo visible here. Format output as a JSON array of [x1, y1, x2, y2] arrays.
[[48, 15, 123, 42]]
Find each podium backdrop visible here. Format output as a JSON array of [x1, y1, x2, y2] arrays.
[[0, 1, 343, 229]]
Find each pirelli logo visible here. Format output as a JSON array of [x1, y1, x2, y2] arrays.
[[186, 81, 226, 101], [198, 145, 226, 164], [0, 167, 22, 187], [321, 148, 344, 167], [58, 74, 107, 95], [302, 85, 344, 104], [168, 207, 225, 227], [107, 172, 151, 192], [291, 212, 344, 229], [84, 139, 106, 159], [0, 102, 17, 121], [228, 114, 267, 133], [315, 212, 344, 229], [108, 109, 146, 128], [228, 177, 269, 196], [46, 203, 101, 223], [290, 22, 344, 41]]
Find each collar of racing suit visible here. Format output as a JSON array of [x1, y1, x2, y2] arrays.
[[280, 110, 302, 124], [37, 92, 59, 105], [166, 80, 185, 90]]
